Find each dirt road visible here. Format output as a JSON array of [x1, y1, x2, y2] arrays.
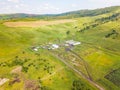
[[51, 53, 105, 90]]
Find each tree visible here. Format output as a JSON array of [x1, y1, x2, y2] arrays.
[[72, 80, 91, 90], [66, 31, 70, 35], [22, 66, 28, 72]]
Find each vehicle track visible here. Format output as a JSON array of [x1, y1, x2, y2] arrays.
[[50, 52, 105, 90]]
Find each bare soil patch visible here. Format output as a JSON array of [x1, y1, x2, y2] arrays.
[[11, 66, 22, 74], [0, 78, 9, 86], [4, 19, 76, 27]]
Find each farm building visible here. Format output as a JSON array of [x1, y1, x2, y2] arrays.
[[51, 44, 59, 49], [31, 46, 40, 51], [65, 40, 81, 46], [47, 44, 59, 50]]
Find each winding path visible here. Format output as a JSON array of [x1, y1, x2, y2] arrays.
[[51, 53, 105, 90]]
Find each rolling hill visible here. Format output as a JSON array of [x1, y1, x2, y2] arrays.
[[0, 6, 120, 20], [0, 6, 120, 90]]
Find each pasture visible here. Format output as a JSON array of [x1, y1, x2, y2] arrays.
[[0, 11, 120, 90]]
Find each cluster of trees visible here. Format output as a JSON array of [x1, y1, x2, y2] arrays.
[[22, 66, 29, 73], [105, 30, 119, 39], [12, 57, 29, 66], [105, 68, 120, 87], [72, 80, 91, 90], [0, 56, 29, 73], [0, 57, 28, 67], [66, 30, 70, 35], [79, 13, 120, 33], [0, 54, 55, 74], [95, 13, 120, 23], [79, 23, 99, 32], [43, 64, 55, 75], [22, 58, 55, 73], [14, 56, 55, 73]]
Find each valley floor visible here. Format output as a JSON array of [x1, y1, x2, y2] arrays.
[[0, 13, 120, 90]]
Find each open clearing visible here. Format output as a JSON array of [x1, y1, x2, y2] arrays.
[[4, 19, 76, 27]]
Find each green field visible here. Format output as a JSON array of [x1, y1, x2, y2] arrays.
[[0, 6, 120, 90]]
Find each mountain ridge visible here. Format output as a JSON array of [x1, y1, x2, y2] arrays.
[[0, 6, 120, 20]]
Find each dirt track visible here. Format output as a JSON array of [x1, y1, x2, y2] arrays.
[[51, 52, 105, 90], [4, 19, 76, 27]]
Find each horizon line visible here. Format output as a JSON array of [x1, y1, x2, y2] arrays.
[[0, 5, 119, 15]]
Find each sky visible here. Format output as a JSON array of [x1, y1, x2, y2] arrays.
[[0, 0, 120, 14]]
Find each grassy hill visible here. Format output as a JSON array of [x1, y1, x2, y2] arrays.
[[66, 9, 120, 90], [0, 6, 120, 90], [0, 6, 120, 20]]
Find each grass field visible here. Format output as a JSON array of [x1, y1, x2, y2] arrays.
[[0, 7, 120, 90], [68, 16, 120, 90], [0, 19, 98, 90]]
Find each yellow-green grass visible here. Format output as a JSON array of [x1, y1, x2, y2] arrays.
[[0, 18, 97, 90], [0, 12, 120, 89], [67, 16, 120, 90]]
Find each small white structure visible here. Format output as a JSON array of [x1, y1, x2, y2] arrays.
[[66, 40, 81, 46], [31, 46, 39, 51], [33, 48, 38, 51], [65, 44, 69, 46], [52, 44, 59, 49], [32, 46, 40, 51]]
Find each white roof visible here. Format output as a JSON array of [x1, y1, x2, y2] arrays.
[[34, 48, 38, 51], [52, 44, 59, 48], [66, 40, 81, 45], [50, 44, 59, 49]]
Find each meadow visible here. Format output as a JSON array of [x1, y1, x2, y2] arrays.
[[0, 6, 120, 90], [0, 19, 98, 90]]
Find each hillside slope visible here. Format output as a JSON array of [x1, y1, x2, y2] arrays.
[[67, 10, 120, 90], [0, 6, 120, 20], [0, 6, 120, 90]]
